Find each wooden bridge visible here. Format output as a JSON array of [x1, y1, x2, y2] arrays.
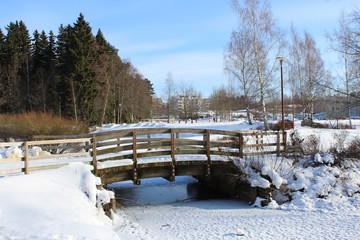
[[0, 128, 285, 186], [90, 128, 285, 185]]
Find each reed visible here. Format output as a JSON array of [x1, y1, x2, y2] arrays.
[[0, 112, 88, 140]]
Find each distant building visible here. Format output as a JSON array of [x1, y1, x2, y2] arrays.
[[351, 106, 360, 118], [231, 110, 253, 119], [177, 95, 209, 119]]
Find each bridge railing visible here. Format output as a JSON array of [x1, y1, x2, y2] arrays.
[[0, 128, 285, 177], [89, 128, 285, 180]]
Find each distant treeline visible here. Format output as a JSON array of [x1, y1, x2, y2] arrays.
[[0, 13, 154, 125]]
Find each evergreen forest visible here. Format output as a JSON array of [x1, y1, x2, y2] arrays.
[[0, 13, 154, 126]]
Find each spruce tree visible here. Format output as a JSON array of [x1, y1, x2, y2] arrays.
[[31, 30, 49, 110], [45, 30, 58, 113], [56, 24, 72, 117], [58, 14, 99, 124], [95, 29, 117, 54], [3, 21, 31, 112], [0, 29, 5, 109]]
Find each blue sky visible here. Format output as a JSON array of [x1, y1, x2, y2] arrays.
[[1, 0, 359, 97]]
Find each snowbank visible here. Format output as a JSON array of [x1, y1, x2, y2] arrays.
[[282, 158, 360, 211], [0, 163, 120, 240]]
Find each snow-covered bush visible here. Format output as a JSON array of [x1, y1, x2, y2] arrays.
[[29, 146, 50, 157], [5, 146, 23, 159], [343, 137, 360, 159], [303, 132, 321, 155], [284, 130, 305, 159], [281, 158, 360, 211], [313, 153, 334, 165], [233, 155, 290, 190], [331, 130, 349, 151]]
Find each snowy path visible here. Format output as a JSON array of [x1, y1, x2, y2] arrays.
[[117, 200, 360, 240]]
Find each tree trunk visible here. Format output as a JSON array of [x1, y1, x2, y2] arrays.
[[70, 79, 78, 122]]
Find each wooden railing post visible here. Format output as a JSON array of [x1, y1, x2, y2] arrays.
[[170, 129, 176, 181], [92, 137, 98, 176], [205, 129, 211, 161], [147, 134, 151, 151], [176, 132, 180, 150], [238, 133, 244, 158], [132, 131, 140, 185], [24, 141, 29, 174], [85, 140, 89, 152], [205, 129, 211, 179], [170, 129, 175, 162], [276, 131, 281, 157]]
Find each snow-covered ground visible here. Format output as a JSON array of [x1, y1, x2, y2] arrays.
[[116, 196, 360, 240], [0, 119, 360, 239], [0, 163, 118, 240]]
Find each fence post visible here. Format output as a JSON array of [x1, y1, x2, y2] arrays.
[[238, 133, 244, 158], [24, 142, 29, 174], [92, 137, 98, 176]]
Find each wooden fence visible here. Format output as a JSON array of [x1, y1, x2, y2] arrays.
[[0, 128, 285, 176], [0, 138, 91, 175]]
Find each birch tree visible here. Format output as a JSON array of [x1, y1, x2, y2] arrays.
[[163, 72, 176, 123], [224, 28, 257, 125], [230, 0, 284, 130], [328, 12, 360, 127], [303, 32, 326, 124]]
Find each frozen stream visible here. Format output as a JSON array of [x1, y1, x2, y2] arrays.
[[109, 177, 360, 240], [109, 176, 229, 206]]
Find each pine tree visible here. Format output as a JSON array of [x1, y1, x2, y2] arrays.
[[3, 21, 31, 112], [0, 15, 155, 125], [0, 29, 6, 108], [31, 30, 50, 110], [45, 30, 58, 113], [94, 28, 121, 124], [95, 29, 117, 54], [57, 14, 99, 124], [56, 24, 72, 117]]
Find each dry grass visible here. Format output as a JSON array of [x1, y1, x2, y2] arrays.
[[301, 120, 354, 129], [0, 112, 88, 140]]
